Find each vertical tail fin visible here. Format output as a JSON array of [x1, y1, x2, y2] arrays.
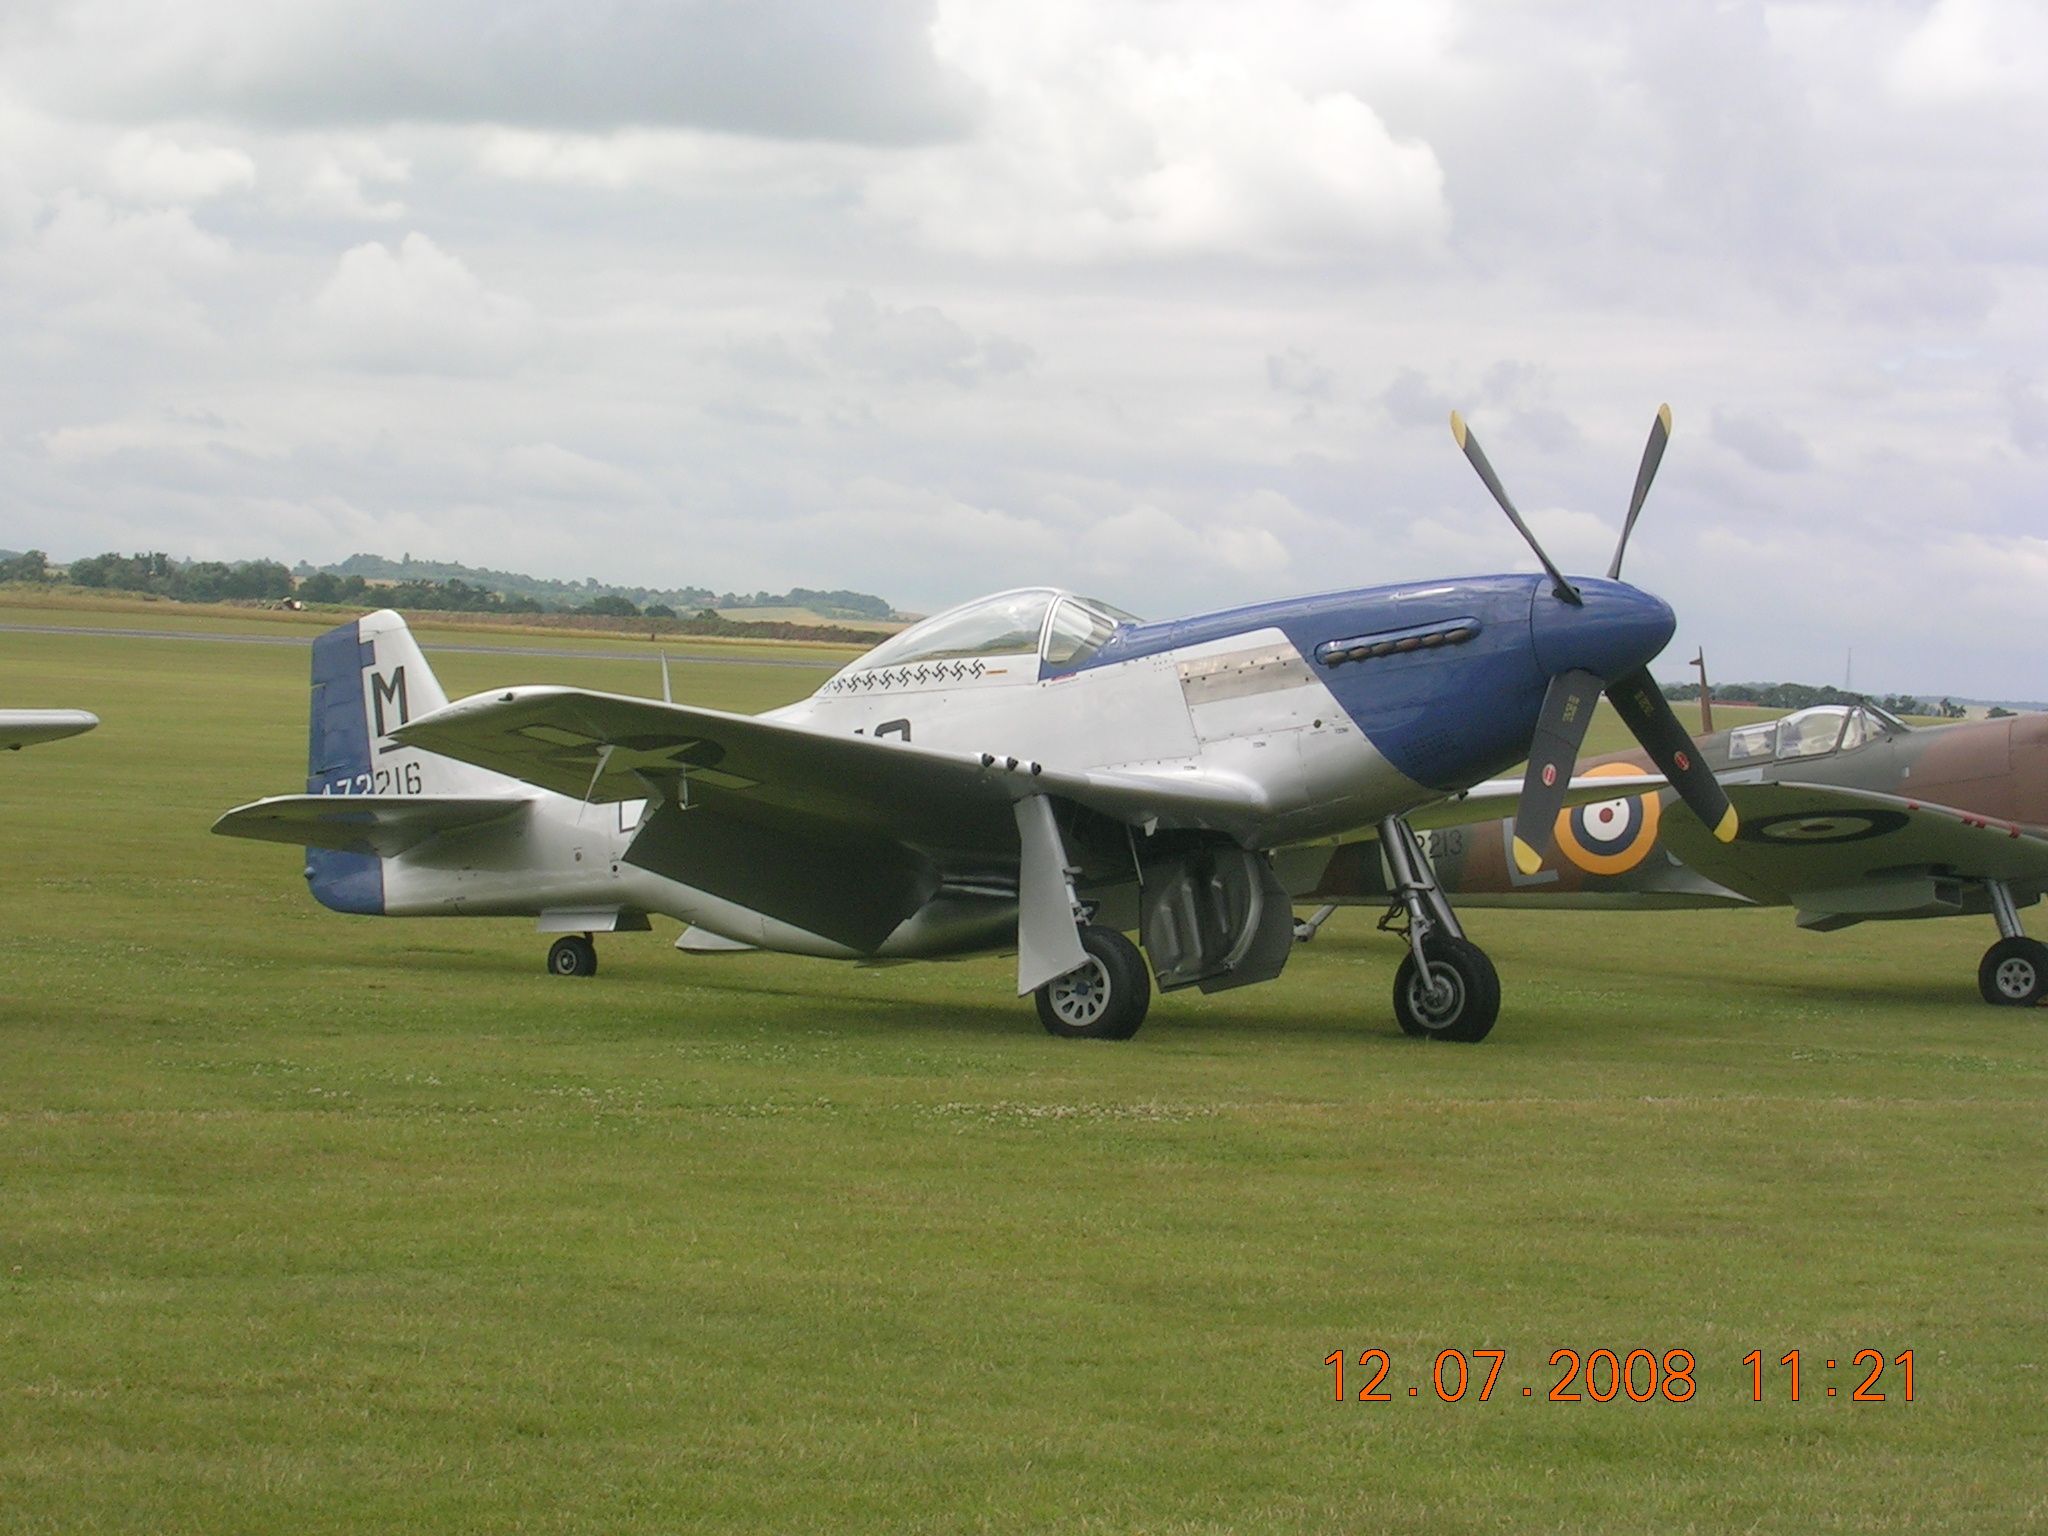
[[304, 609, 494, 913]]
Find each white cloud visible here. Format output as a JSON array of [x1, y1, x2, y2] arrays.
[[105, 131, 255, 203], [868, 5, 1447, 261], [305, 231, 538, 374], [296, 145, 409, 220], [1888, 0, 2048, 104]]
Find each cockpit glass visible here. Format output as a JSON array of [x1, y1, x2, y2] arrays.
[[848, 590, 1055, 672], [1042, 597, 1127, 668], [1727, 722, 1776, 761], [1837, 707, 1873, 752], [1776, 705, 1851, 760]]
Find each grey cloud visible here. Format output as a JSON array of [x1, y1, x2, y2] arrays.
[[821, 291, 1033, 387], [1381, 367, 1453, 428], [1711, 407, 1814, 474], [1267, 348, 1334, 402], [2006, 376, 2048, 457], [11, 0, 974, 145], [1506, 406, 1583, 457]]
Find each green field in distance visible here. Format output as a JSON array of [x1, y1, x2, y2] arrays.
[[1, 617, 2040, 1533]]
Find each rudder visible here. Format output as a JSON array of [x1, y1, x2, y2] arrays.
[[303, 609, 489, 914]]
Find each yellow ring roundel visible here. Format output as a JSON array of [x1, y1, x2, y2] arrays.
[[1552, 761, 1661, 876]]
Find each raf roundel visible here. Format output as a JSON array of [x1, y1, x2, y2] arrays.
[[1553, 760, 1662, 876]]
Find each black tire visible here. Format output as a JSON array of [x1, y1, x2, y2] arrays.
[[1036, 925, 1152, 1040], [1978, 936, 2048, 1006], [1392, 935, 1500, 1042], [547, 935, 599, 978]]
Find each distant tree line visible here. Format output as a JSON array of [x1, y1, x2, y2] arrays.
[[1661, 679, 1965, 718], [295, 571, 546, 614], [1, 547, 895, 640], [302, 553, 896, 620], [56, 550, 297, 603]]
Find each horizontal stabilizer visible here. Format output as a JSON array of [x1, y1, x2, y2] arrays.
[[0, 709, 99, 750], [212, 794, 529, 857]]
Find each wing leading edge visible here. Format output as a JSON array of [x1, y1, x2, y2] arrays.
[[1661, 781, 2048, 912], [390, 686, 1272, 852]]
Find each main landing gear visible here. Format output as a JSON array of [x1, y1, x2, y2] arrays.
[[1380, 815, 1500, 1042], [1978, 881, 2047, 1006], [547, 934, 599, 978], [1035, 924, 1153, 1040]]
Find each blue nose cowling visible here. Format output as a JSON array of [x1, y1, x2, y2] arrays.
[[1528, 577, 1676, 682]]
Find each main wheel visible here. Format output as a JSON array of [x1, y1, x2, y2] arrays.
[[1036, 925, 1152, 1040], [1978, 936, 2048, 1006], [1392, 935, 1500, 1042], [547, 935, 599, 978]]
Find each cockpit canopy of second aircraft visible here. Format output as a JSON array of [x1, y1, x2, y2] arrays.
[[835, 588, 1141, 682], [1725, 702, 1906, 764]]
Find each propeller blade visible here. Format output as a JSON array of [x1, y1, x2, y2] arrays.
[[1606, 403, 1673, 581], [1605, 666, 1738, 842], [1510, 668, 1604, 875], [1450, 410, 1582, 606]]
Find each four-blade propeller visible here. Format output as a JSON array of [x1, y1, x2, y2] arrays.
[[1449, 406, 1738, 874]]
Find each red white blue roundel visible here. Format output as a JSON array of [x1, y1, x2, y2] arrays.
[[1553, 761, 1662, 875]]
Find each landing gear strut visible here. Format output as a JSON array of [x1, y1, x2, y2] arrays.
[[1978, 881, 2047, 1006], [548, 934, 599, 978], [1379, 815, 1499, 1041]]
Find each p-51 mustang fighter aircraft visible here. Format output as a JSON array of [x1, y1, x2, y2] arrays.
[[1303, 701, 2048, 1006], [216, 409, 1735, 1042]]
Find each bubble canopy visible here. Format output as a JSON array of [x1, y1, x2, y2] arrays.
[[842, 589, 1141, 676]]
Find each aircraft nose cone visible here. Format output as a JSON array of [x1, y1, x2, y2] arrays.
[[1529, 577, 1676, 682]]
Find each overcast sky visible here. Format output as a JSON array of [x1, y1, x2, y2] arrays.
[[4, 0, 2046, 696]]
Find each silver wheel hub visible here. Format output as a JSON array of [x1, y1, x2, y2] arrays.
[[1049, 957, 1113, 1027], [1995, 956, 2037, 1000], [1408, 962, 1465, 1027]]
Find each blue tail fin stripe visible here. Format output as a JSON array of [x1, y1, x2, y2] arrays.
[[304, 618, 386, 915]]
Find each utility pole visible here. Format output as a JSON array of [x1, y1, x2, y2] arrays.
[[1691, 649, 1714, 735]]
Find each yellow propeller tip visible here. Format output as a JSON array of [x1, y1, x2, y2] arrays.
[[1657, 402, 1673, 433], [1450, 410, 1467, 448], [1512, 836, 1544, 876], [1713, 805, 1739, 842]]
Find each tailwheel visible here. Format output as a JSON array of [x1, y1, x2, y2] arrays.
[[1036, 925, 1152, 1040], [1392, 936, 1500, 1042], [547, 934, 599, 978], [1978, 936, 2048, 1006]]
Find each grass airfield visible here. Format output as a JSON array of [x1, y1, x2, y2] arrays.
[[2, 613, 2043, 1533]]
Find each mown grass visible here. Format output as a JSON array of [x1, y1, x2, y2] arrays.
[[1, 621, 2042, 1533]]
